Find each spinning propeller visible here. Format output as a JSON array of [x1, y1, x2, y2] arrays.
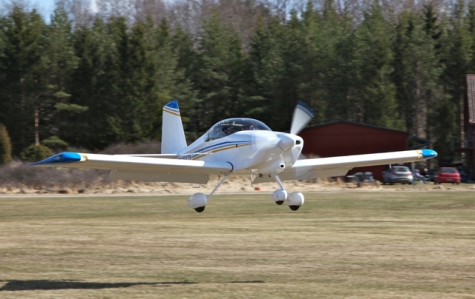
[[290, 101, 316, 135]]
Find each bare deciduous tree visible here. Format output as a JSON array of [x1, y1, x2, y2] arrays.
[[55, 0, 95, 27], [132, 0, 167, 24]]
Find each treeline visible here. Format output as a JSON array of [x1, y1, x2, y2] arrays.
[[0, 0, 474, 161]]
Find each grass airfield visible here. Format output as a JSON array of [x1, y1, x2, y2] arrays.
[[0, 192, 474, 298]]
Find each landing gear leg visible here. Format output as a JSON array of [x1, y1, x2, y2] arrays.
[[208, 173, 230, 200], [271, 174, 287, 205]]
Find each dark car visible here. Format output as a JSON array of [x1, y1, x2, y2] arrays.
[[382, 166, 414, 185], [434, 167, 461, 184]]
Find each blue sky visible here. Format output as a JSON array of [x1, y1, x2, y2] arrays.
[[31, 0, 56, 19]]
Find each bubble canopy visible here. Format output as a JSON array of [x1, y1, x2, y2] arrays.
[[205, 118, 272, 141]]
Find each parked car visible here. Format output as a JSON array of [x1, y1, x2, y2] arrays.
[[434, 167, 461, 184], [382, 166, 413, 185]]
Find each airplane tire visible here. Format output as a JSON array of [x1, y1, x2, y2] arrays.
[[195, 207, 205, 213], [275, 200, 284, 205]]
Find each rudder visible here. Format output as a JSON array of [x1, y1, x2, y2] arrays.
[[162, 100, 187, 154]]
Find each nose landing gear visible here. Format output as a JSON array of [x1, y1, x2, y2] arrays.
[[270, 174, 304, 211]]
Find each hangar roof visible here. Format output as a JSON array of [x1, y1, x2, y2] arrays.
[[301, 120, 430, 149], [304, 120, 408, 134]]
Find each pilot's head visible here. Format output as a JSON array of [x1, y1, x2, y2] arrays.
[[244, 123, 254, 130]]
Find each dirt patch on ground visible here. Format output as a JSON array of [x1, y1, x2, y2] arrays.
[[1, 175, 474, 195]]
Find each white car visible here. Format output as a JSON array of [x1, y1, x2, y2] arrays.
[[382, 166, 413, 185]]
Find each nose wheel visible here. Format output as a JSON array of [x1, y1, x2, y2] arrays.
[[270, 174, 304, 211]]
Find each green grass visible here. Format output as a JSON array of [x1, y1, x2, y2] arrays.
[[0, 192, 474, 298]]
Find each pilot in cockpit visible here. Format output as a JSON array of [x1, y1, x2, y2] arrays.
[[213, 125, 227, 138], [244, 122, 254, 130]]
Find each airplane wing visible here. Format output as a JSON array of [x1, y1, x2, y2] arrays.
[[113, 154, 178, 158], [31, 152, 233, 184], [252, 149, 436, 183]]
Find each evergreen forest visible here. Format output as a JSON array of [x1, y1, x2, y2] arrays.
[[1, 0, 474, 162]]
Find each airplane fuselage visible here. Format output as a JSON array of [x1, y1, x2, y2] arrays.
[[179, 131, 303, 175]]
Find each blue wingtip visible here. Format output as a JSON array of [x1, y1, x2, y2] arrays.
[[165, 100, 179, 110], [31, 152, 81, 166], [421, 149, 437, 159]]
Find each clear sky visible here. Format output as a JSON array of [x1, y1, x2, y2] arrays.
[[29, 0, 99, 21], [27, 0, 56, 20]]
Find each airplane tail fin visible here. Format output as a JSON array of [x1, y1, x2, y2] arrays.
[[161, 100, 187, 154]]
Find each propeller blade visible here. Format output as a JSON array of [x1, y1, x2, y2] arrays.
[[290, 101, 316, 135]]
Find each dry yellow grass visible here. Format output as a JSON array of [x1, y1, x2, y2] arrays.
[[0, 191, 474, 298]]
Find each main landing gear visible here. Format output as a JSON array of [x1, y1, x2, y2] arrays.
[[187, 173, 230, 213], [270, 174, 305, 211], [187, 173, 304, 213]]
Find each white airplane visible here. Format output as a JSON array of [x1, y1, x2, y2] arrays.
[[33, 100, 437, 212]]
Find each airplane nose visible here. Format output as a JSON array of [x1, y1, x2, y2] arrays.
[[277, 135, 295, 151]]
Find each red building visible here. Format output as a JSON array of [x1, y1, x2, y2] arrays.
[[299, 120, 430, 181]]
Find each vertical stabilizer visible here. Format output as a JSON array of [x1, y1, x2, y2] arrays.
[[161, 100, 187, 154]]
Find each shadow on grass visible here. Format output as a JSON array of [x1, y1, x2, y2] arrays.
[[0, 280, 197, 291]]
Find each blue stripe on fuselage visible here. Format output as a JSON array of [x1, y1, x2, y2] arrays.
[[193, 141, 249, 154]]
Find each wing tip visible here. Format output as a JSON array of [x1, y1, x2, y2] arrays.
[[421, 149, 437, 159], [30, 152, 82, 166]]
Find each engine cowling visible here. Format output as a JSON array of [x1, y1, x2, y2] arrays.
[[259, 159, 286, 175], [286, 192, 304, 211], [188, 193, 208, 212]]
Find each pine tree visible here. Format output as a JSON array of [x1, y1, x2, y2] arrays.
[[154, 19, 197, 140], [423, 3, 443, 53], [467, 3, 475, 72], [42, 6, 84, 145], [393, 12, 444, 143], [0, 123, 12, 164], [437, 0, 472, 159], [248, 17, 287, 130], [354, 0, 402, 129], [316, 0, 357, 123], [105, 17, 196, 143], [192, 14, 247, 132], [0, 5, 48, 155], [68, 18, 118, 149]]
